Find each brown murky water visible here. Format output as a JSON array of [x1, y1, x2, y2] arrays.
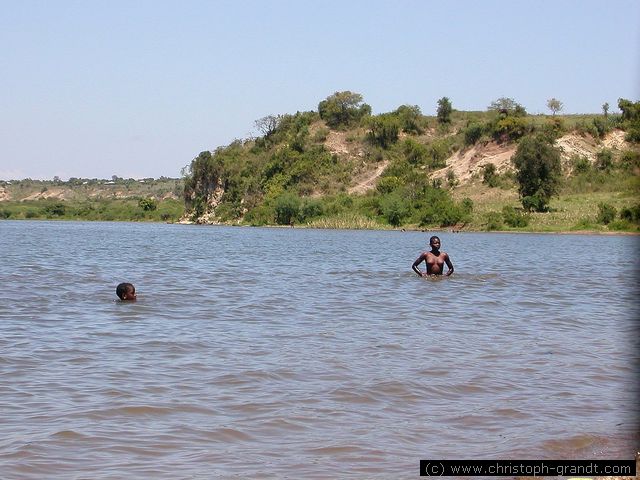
[[1, 221, 638, 478]]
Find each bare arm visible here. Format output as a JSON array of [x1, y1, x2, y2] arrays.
[[444, 254, 454, 276], [412, 253, 427, 277]]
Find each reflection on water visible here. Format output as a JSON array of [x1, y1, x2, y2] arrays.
[[0, 221, 638, 478]]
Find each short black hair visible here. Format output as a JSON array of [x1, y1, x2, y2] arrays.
[[430, 235, 440, 244], [116, 282, 135, 300]]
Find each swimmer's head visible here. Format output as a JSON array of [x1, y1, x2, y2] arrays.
[[116, 282, 136, 301], [429, 236, 441, 248]]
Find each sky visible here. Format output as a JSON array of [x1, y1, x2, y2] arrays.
[[1, 0, 639, 180]]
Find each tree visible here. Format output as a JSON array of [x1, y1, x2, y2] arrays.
[[488, 97, 527, 116], [602, 102, 609, 118], [512, 134, 562, 212], [318, 91, 371, 129], [546, 98, 563, 116], [254, 115, 282, 137], [437, 97, 453, 124]]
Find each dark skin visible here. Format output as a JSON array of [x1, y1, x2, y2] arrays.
[[412, 237, 454, 277]]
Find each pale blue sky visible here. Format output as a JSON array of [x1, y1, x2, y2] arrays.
[[1, 0, 638, 180]]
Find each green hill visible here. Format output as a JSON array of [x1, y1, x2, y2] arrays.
[[181, 92, 640, 232], [2, 93, 639, 232]]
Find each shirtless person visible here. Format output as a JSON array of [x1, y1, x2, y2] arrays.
[[412, 236, 454, 277]]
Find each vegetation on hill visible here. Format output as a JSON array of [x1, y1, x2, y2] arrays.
[[181, 93, 640, 232], [2, 95, 638, 232]]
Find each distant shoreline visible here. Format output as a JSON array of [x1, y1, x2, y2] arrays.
[[3, 217, 638, 236]]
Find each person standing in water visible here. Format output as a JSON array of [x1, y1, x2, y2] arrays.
[[412, 236, 454, 277]]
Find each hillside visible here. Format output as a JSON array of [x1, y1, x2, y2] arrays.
[[179, 94, 640, 232], [2, 94, 639, 232]]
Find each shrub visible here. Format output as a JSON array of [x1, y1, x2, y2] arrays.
[[376, 176, 403, 194], [619, 204, 640, 223], [138, 197, 157, 211], [485, 211, 503, 231], [482, 163, 498, 187], [312, 127, 329, 143], [493, 116, 529, 142], [274, 192, 301, 225], [591, 118, 610, 139], [570, 155, 591, 174], [619, 150, 640, 171], [446, 169, 457, 187], [502, 205, 529, 227], [402, 139, 428, 165], [244, 205, 275, 226], [366, 114, 400, 148], [521, 194, 547, 212], [460, 197, 474, 214], [299, 198, 324, 222], [0, 209, 11, 219], [394, 104, 424, 134], [381, 193, 411, 226], [597, 202, 617, 224], [595, 149, 613, 171], [464, 122, 484, 146], [43, 203, 66, 217]]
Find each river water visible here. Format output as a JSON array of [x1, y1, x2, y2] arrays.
[[0, 221, 638, 478]]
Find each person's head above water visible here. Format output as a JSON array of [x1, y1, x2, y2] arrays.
[[429, 235, 441, 251], [116, 282, 136, 301]]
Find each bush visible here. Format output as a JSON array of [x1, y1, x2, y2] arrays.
[[274, 192, 301, 225], [482, 163, 498, 187], [43, 203, 66, 217], [446, 169, 457, 187], [0, 209, 11, 219], [619, 150, 640, 171], [464, 122, 484, 146], [521, 194, 547, 212], [591, 118, 610, 139], [402, 139, 428, 165], [492, 116, 529, 142], [366, 114, 400, 148], [597, 202, 617, 224], [595, 149, 613, 171], [381, 193, 410, 226], [138, 197, 157, 211], [619, 204, 640, 223], [376, 176, 403, 194], [460, 197, 474, 214], [485, 212, 503, 231], [570, 155, 591, 174], [394, 104, 424, 134], [502, 205, 529, 227], [244, 205, 275, 226], [299, 198, 324, 222]]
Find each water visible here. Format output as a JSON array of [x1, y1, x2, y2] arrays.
[[1, 221, 638, 479]]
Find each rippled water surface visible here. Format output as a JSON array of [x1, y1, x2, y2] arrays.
[[1, 221, 638, 478]]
